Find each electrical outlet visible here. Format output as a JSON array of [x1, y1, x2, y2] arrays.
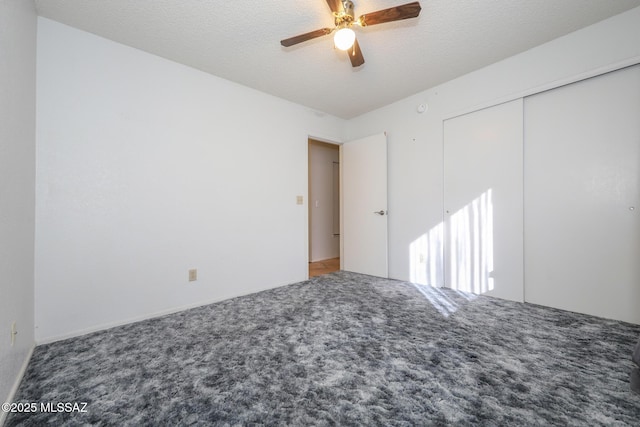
[[10, 321, 17, 346], [296, 195, 303, 205], [188, 269, 197, 282]]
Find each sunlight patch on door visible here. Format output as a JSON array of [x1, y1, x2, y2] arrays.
[[410, 189, 495, 295], [449, 189, 494, 294]]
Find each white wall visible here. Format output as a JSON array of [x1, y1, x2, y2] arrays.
[[0, 0, 37, 412], [35, 18, 346, 342], [346, 6, 640, 284], [308, 140, 340, 262]]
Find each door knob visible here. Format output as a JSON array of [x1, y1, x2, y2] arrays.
[[374, 210, 386, 216]]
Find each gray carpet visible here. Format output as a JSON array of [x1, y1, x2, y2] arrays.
[[6, 271, 640, 426]]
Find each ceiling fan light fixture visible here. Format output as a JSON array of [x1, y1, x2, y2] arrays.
[[334, 27, 356, 51], [280, 1, 422, 68]]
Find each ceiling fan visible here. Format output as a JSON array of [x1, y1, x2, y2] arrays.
[[280, 0, 422, 67]]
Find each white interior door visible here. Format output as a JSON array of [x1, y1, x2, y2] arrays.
[[443, 99, 524, 302], [524, 65, 640, 324], [341, 133, 388, 277]]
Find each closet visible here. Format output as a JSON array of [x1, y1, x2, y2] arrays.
[[524, 65, 640, 324], [442, 65, 640, 323]]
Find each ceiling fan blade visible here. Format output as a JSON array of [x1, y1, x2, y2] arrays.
[[358, 1, 421, 27], [280, 28, 333, 47], [348, 38, 364, 67], [326, 0, 344, 14]]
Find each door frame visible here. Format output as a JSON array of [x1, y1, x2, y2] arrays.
[[306, 135, 342, 279]]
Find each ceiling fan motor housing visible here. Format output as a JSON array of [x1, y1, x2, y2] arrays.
[[335, 0, 355, 27]]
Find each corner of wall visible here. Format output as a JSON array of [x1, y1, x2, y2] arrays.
[[0, 0, 37, 409]]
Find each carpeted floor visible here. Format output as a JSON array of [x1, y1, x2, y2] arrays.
[[6, 271, 640, 426]]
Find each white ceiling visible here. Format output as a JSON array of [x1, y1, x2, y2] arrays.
[[34, 0, 640, 119]]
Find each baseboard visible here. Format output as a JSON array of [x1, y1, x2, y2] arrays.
[[36, 279, 293, 345], [0, 344, 35, 427]]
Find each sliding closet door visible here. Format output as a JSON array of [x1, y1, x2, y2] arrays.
[[443, 99, 524, 302], [524, 65, 640, 324]]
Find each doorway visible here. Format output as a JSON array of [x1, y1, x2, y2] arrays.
[[308, 139, 340, 277]]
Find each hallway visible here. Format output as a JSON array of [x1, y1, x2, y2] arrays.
[[309, 258, 340, 278]]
